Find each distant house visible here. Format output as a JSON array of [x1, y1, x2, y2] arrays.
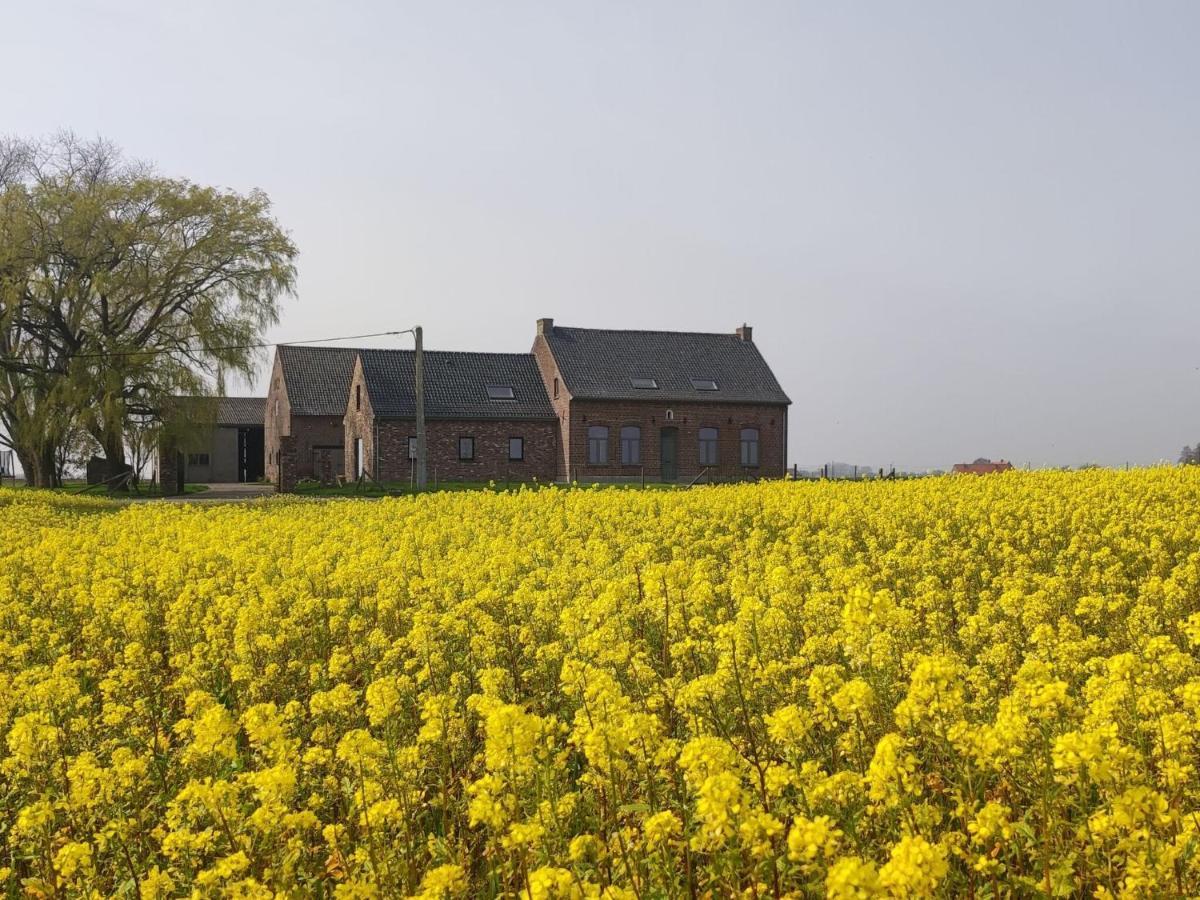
[[532, 320, 790, 481], [344, 349, 559, 483], [952, 458, 1013, 475], [162, 397, 266, 487], [265, 346, 359, 485]]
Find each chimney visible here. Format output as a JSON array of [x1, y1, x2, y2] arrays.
[[736, 323, 753, 342], [536, 317, 555, 336]]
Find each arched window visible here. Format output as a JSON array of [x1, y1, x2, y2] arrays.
[[698, 427, 718, 466], [553, 377, 559, 399], [587, 426, 609, 465], [740, 428, 760, 467], [620, 426, 641, 465]]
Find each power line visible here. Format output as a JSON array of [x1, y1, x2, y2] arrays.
[[0, 328, 414, 363]]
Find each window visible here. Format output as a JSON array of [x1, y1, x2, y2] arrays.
[[486, 385, 515, 401], [699, 427, 719, 466], [509, 437, 524, 461], [630, 377, 658, 389], [355, 384, 361, 410], [408, 436, 417, 460], [587, 426, 609, 465], [740, 428, 760, 466], [458, 437, 475, 461], [690, 378, 719, 391], [187, 453, 210, 466], [553, 377, 559, 399], [620, 426, 641, 465]]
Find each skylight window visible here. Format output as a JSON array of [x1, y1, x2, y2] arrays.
[[630, 377, 659, 389], [690, 379, 719, 391], [486, 385, 515, 400]]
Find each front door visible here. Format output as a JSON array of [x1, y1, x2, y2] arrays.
[[660, 427, 678, 481]]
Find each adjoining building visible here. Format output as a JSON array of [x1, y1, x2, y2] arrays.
[[952, 458, 1013, 475], [531, 320, 790, 481], [159, 396, 266, 489], [265, 346, 358, 487], [344, 349, 558, 483]]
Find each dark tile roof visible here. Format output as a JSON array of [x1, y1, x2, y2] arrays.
[[542, 326, 791, 404], [170, 396, 265, 426], [214, 396, 266, 426], [277, 346, 360, 416], [359, 349, 555, 420]]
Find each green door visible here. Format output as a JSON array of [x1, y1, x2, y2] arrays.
[[660, 427, 678, 481]]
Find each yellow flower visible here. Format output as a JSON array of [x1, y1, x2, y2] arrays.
[[878, 835, 948, 897]]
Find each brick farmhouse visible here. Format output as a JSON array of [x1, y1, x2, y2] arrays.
[[160, 319, 790, 492], [532, 320, 789, 482], [344, 349, 559, 483]]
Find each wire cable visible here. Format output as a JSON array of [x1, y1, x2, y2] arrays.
[[0, 328, 415, 363]]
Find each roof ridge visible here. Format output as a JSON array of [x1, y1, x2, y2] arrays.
[[552, 325, 743, 338], [360, 348, 536, 358]]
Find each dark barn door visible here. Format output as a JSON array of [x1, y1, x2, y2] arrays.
[[238, 427, 265, 482], [660, 427, 678, 481]]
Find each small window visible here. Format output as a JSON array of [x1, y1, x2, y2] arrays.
[[509, 437, 524, 461], [587, 426, 609, 465], [553, 377, 559, 399], [699, 427, 719, 466], [355, 384, 361, 410], [408, 436, 417, 460], [620, 426, 641, 465], [458, 437, 475, 460], [740, 428, 760, 467], [691, 378, 718, 391], [486, 385, 515, 400], [187, 453, 210, 466], [630, 377, 658, 390]]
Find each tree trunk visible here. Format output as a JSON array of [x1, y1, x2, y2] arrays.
[[17, 447, 36, 487], [28, 443, 57, 489], [102, 429, 132, 492]]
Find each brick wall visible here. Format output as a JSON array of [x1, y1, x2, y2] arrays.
[[343, 358, 374, 479], [565, 399, 787, 482], [531, 333, 572, 480], [277, 436, 300, 492], [377, 419, 558, 483], [264, 355, 288, 485], [344, 357, 558, 483]]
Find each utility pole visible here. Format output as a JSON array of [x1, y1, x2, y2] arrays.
[[414, 325, 427, 489]]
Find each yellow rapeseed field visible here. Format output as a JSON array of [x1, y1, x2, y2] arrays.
[[3, 470, 1200, 898]]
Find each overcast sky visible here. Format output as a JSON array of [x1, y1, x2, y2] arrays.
[[4, 1, 1199, 470]]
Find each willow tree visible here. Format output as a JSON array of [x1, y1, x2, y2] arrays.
[[0, 134, 297, 487]]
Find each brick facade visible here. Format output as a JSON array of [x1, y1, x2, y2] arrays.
[[264, 355, 287, 484], [266, 355, 345, 487], [277, 436, 300, 492], [531, 328, 787, 482], [343, 358, 557, 482], [562, 398, 786, 482], [531, 332, 573, 480]]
